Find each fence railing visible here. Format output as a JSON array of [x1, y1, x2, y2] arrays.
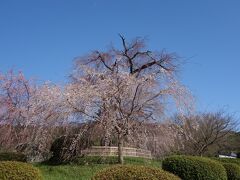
[[82, 146, 152, 159]]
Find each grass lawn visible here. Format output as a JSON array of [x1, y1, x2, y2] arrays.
[[35, 157, 162, 180], [36, 164, 108, 180]]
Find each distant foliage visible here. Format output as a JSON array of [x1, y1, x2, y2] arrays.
[[222, 163, 240, 180], [173, 111, 237, 156], [0, 161, 42, 180], [0, 152, 27, 162], [92, 165, 180, 180], [162, 155, 227, 180]]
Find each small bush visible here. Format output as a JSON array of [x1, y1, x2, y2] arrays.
[[211, 157, 240, 166], [222, 163, 240, 180], [0, 152, 27, 162], [92, 165, 180, 180], [0, 161, 42, 180], [162, 155, 227, 180]]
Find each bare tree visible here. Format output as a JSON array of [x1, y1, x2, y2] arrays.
[[174, 111, 237, 156], [65, 35, 192, 164]]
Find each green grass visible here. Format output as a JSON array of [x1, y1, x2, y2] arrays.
[[35, 156, 162, 180], [36, 164, 107, 180], [32, 156, 240, 180]]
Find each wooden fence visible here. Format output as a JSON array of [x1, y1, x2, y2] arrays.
[[82, 146, 152, 159]]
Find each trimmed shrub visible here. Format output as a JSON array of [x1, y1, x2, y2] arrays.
[[0, 152, 27, 162], [211, 157, 240, 166], [0, 161, 42, 180], [92, 165, 180, 180], [222, 163, 240, 180], [162, 155, 227, 180]]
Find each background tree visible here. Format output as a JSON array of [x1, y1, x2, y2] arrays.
[[174, 111, 238, 156], [65, 35, 193, 164], [210, 131, 240, 157], [0, 70, 36, 149], [0, 70, 64, 161]]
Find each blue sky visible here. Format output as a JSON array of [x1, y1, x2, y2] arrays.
[[0, 0, 240, 116]]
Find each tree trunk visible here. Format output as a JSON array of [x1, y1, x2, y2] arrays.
[[118, 134, 124, 164]]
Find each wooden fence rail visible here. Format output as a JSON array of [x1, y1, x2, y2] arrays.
[[82, 146, 152, 159]]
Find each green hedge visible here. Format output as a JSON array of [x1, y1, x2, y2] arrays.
[[92, 165, 180, 180], [72, 156, 160, 166], [162, 155, 227, 180], [0, 152, 27, 162], [222, 163, 240, 180], [0, 161, 42, 180], [211, 157, 240, 166]]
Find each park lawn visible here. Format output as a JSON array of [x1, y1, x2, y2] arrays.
[[35, 157, 162, 180], [36, 164, 108, 180]]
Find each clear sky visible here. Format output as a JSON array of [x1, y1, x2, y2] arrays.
[[0, 0, 240, 116]]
